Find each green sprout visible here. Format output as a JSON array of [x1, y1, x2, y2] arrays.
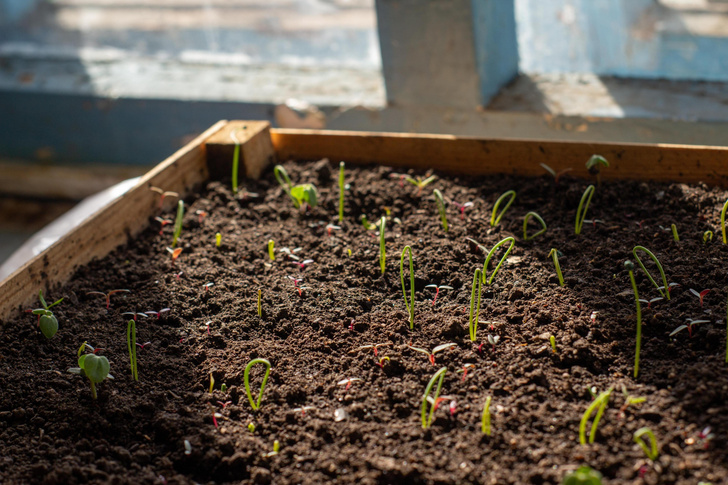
[[523, 212, 547, 241], [69, 352, 113, 400], [230, 129, 241, 194], [632, 246, 671, 300], [379, 217, 386, 275], [32, 290, 63, 339], [579, 387, 613, 444], [671, 224, 679, 242], [127, 319, 138, 381], [421, 367, 447, 429], [633, 427, 659, 461], [548, 248, 565, 287], [585, 154, 609, 187], [360, 214, 377, 230], [469, 268, 483, 342], [406, 174, 437, 195], [274, 165, 319, 210], [267, 239, 275, 261], [550, 335, 557, 353], [172, 200, 184, 248], [490, 190, 516, 227], [215, 232, 222, 247], [408, 343, 457, 366], [433, 189, 448, 232], [257, 289, 262, 317], [221, 383, 228, 393], [244, 358, 271, 411], [704, 230, 713, 244], [338, 161, 345, 222], [726, 291, 728, 365], [400, 246, 415, 330], [562, 466, 603, 485], [619, 386, 646, 417], [481, 396, 492, 435], [575, 185, 595, 235], [625, 260, 643, 378], [721, 198, 728, 244], [481, 237, 515, 285], [539, 163, 573, 184]]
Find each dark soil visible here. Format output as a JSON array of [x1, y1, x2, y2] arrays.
[[2, 159, 728, 485]]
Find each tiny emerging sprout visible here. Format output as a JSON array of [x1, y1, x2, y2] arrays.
[[481, 396, 492, 435], [145, 308, 170, 320], [704, 230, 713, 244], [425, 284, 453, 306], [215, 232, 222, 247], [360, 214, 378, 230], [634, 427, 659, 461], [274, 164, 319, 210], [408, 343, 457, 365], [87, 289, 130, 309], [31, 290, 63, 339], [433, 189, 448, 232], [376, 356, 390, 369], [487, 334, 500, 352], [267, 240, 275, 261], [171, 200, 184, 248], [292, 406, 314, 416], [337, 378, 362, 391], [618, 386, 646, 419], [421, 367, 447, 429], [585, 154, 609, 187], [208, 372, 215, 393], [575, 185, 595, 235], [671, 224, 679, 242], [257, 289, 262, 317], [669, 318, 709, 338], [149, 186, 179, 209], [490, 190, 516, 227], [287, 275, 306, 296], [633, 246, 671, 300], [548, 248, 565, 287], [244, 358, 271, 411], [550, 335, 557, 353], [326, 224, 341, 237], [562, 466, 603, 485], [450, 200, 473, 220], [203, 282, 214, 292], [457, 363, 475, 382], [579, 387, 613, 445], [352, 343, 392, 357], [195, 210, 208, 223], [264, 440, 280, 458], [689, 288, 710, 308], [166, 247, 183, 261], [539, 163, 573, 184], [405, 174, 437, 196], [247, 423, 255, 433], [220, 383, 228, 393], [155, 217, 173, 236], [638, 297, 663, 310], [523, 212, 547, 241], [291, 259, 314, 271]]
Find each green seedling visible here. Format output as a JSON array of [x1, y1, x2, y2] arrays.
[[267, 240, 275, 261], [490, 190, 516, 227], [425, 284, 452, 306], [400, 246, 415, 329], [722, 198, 728, 244], [704, 230, 713, 244], [244, 358, 271, 411], [338, 161, 345, 222], [215, 232, 222, 247], [408, 343, 457, 365], [633, 427, 659, 461], [575, 185, 595, 235], [481, 237, 515, 285], [421, 367, 447, 429], [625, 261, 642, 378], [548, 248, 565, 287], [379, 217, 386, 274], [257, 289, 262, 317], [618, 386, 646, 418], [155, 217, 172, 235], [32, 290, 63, 339], [69, 353, 113, 400], [689, 288, 710, 308], [539, 163, 573, 184], [127, 319, 138, 381], [166, 247, 183, 261], [669, 317, 709, 338], [579, 387, 613, 444], [87, 289, 130, 309], [450, 200, 473, 220], [221, 383, 228, 393], [550, 335, 557, 353], [469, 268, 482, 342], [247, 423, 256, 433], [171, 200, 184, 248], [457, 363, 475, 381], [523, 212, 547, 240], [433, 189, 448, 232], [230, 129, 241, 194], [338, 377, 362, 391], [405, 174, 437, 196], [209, 372, 215, 393], [264, 440, 280, 458], [638, 297, 663, 310], [360, 214, 377, 230], [562, 466, 603, 485], [632, 246, 671, 300], [671, 224, 679, 242], [149, 186, 179, 209], [585, 154, 609, 187], [481, 396, 492, 435], [273, 165, 319, 210], [726, 292, 728, 364]]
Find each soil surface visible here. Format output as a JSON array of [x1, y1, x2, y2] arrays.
[[2, 159, 728, 485]]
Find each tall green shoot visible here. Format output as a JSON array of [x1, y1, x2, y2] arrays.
[[126, 319, 138, 381], [575, 185, 595, 235], [433, 189, 448, 232], [230, 129, 241, 194], [481, 237, 515, 285], [481, 396, 492, 435], [722, 198, 728, 244], [633, 427, 659, 461], [172, 200, 184, 248], [548, 248, 564, 287], [585, 154, 609, 187], [338, 161, 345, 222], [625, 261, 642, 378], [469, 268, 482, 341], [523, 212, 547, 241], [400, 246, 415, 330], [671, 224, 679, 242], [632, 246, 670, 300], [579, 388, 612, 444], [491, 190, 516, 227], [421, 367, 447, 429], [379, 217, 386, 274], [244, 358, 271, 411]]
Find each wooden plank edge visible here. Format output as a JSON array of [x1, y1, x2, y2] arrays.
[[204, 121, 276, 181], [268, 128, 728, 186], [0, 120, 229, 323]]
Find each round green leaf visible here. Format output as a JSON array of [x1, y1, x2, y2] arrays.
[[39, 314, 58, 339], [80, 354, 110, 383]]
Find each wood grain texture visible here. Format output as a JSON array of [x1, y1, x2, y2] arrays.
[[0, 120, 228, 322], [205, 121, 276, 181], [270, 129, 728, 186]]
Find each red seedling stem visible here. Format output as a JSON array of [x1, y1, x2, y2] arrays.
[[87, 289, 130, 309], [217, 401, 232, 409], [450, 201, 474, 220], [376, 356, 390, 369], [150, 187, 179, 209], [155, 217, 172, 235], [196, 210, 208, 223]]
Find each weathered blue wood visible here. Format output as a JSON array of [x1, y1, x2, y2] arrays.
[[470, 0, 519, 104]]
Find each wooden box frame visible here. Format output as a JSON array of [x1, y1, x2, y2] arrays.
[[2, 120, 727, 321]]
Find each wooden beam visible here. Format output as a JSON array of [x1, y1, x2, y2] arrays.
[[0, 120, 228, 322], [270, 128, 728, 186], [204, 120, 276, 181]]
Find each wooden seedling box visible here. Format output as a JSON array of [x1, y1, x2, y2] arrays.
[[2, 120, 727, 321]]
